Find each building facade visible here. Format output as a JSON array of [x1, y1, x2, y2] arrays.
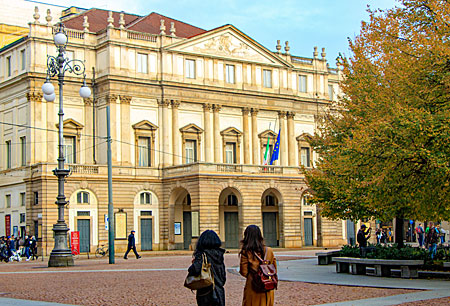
[[0, 5, 352, 255]]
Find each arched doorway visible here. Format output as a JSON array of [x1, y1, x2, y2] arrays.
[[301, 191, 318, 246], [68, 189, 98, 253], [133, 190, 159, 251], [261, 189, 281, 247], [219, 188, 242, 249], [169, 187, 192, 250]]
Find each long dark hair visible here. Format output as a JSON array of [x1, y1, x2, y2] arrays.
[[240, 225, 265, 256], [194, 230, 222, 255]]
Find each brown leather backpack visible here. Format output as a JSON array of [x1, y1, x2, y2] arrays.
[[252, 248, 278, 292]]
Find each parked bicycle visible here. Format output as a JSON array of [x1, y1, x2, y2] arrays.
[[95, 244, 109, 258], [71, 248, 79, 260]]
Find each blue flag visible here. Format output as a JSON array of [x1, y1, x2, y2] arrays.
[[270, 129, 280, 165]]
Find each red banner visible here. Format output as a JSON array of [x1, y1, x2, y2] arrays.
[[71, 231, 80, 254], [5, 215, 10, 237]]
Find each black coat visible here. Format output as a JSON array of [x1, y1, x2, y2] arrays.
[[188, 248, 226, 306], [127, 234, 135, 247]]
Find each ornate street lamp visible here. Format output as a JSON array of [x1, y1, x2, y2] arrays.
[[43, 23, 91, 267]]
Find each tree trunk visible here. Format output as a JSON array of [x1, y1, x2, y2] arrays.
[[394, 217, 404, 248]]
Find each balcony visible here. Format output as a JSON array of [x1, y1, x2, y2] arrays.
[[28, 162, 304, 180]]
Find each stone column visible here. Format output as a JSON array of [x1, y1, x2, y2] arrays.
[[120, 95, 131, 165], [213, 104, 221, 163], [251, 108, 259, 164], [203, 104, 213, 163], [106, 94, 118, 163], [83, 98, 94, 164], [242, 108, 250, 164], [278, 111, 288, 166], [287, 111, 296, 166], [158, 99, 171, 167], [172, 100, 180, 165]]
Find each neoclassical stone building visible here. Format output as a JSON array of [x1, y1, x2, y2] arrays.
[[0, 6, 352, 255]]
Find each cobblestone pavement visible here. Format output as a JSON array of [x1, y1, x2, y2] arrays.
[[0, 251, 416, 306]]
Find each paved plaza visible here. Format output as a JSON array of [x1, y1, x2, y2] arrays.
[[0, 250, 449, 305]]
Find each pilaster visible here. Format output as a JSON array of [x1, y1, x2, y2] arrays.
[[251, 108, 259, 164], [287, 111, 296, 166], [213, 104, 221, 163], [242, 108, 250, 164], [158, 99, 171, 167], [172, 100, 180, 165], [119, 95, 132, 165], [278, 111, 287, 166], [203, 103, 213, 163]]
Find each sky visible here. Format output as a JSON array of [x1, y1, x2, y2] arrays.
[[38, 0, 398, 66]]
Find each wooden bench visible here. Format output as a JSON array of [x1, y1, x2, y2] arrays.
[[334, 257, 424, 279], [316, 250, 340, 265], [444, 262, 450, 268]]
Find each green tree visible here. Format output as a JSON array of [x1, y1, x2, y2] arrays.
[[305, 0, 450, 242]]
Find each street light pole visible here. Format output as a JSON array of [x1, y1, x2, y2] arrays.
[[43, 23, 91, 267]]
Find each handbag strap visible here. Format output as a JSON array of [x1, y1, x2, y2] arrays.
[[202, 252, 215, 287]]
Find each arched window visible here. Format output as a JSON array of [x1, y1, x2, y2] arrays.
[[140, 192, 152, 205], [77, 191, 90, 204], [265, 194, 277, 206], [302, 194, 312, 206], [226, 194, 238, 206]]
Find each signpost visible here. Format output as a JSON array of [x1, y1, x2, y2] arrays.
[[71, 231, 80, 255]]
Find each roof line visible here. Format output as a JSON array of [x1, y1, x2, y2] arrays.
[[0, 37, 28, 53], [149, 12, 205, 31]]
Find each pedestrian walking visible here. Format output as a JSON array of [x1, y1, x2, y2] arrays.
[[357, 224, 371, 251], [123, 230, 141, 259], [427, 222, 439, 259], [416, 223, 424, 248], [376, 229, 381, 245], [187, 230, 226, 306], [30, 236, 38, 260], [440, 227, 446, 244], [239, 225, 277, 306]]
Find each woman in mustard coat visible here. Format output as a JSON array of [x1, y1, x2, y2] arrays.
[[239, 225, 277, 306]]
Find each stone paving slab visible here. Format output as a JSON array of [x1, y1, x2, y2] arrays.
[[313, 289, 450, 306], [0, 297, 77, 306], [278, 258, 450, 290]]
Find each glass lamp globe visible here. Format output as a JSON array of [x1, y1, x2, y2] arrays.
[[79, 85, 91, 98], [42, 82, 55, 95], [54, 32, 67, 47], [44, 93, 56, 102]]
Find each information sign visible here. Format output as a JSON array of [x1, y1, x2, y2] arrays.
[[71, 231, 80, 255]]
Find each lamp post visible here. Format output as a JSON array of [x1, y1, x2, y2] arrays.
[[43, 23, 91, 267]]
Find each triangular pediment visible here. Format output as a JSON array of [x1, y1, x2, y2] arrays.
[[220, 127, 242, 136], [180, 123, 203, 134], [296, 133, 313, 142], [56, 118, 84, 129], [132, 120, 158, 131], [166, 25, 292, 67], [259, 129, 277, 138]]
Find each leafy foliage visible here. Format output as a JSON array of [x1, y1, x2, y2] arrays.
[[305, 0, 450, 222]]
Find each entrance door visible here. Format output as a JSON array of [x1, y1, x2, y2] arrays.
[[77, 219, 90, 253], [304, 218, 313, 246], [183, 212, 192, 250], [263, 212, 278, 247], [224, 212, 239, 249], [346, 220, 356, 245], [141, 219, 153, 251]]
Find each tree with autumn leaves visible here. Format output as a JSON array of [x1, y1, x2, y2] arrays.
[[305, 0, 450, 244]]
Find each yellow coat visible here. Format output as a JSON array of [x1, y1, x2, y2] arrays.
[[239, 247, 277, 306]]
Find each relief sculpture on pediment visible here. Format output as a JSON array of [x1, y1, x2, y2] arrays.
[[192, 34, 267, 61]]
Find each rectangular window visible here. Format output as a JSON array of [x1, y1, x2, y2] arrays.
[[298, 75, 307, 93], [6, 56, 11, 77], [6, 140, 11, 168], [20, 193, 25, 207], [20, 136, 26, 166], [20, 213, 26, 223], [6, 194, 11, 208], [138, 137, 151, 167], [64, 136, 76, 164], [225, 142, 236, 164], [185, 139, 197, 163], [141, 211, 152, 216], [225, 64, 235, 84], [301, 147, 311, 167], [77, 211, 90, 216], [21, 50, 26, 71], [185, 59, 196, 79], [328, 84, 334, 100], [263, 69, 272, 88], [137, 53, 148, 73], [34, 192, 38, 205]]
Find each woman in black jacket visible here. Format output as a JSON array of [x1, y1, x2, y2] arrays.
[[188, 230, 226, 306]]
